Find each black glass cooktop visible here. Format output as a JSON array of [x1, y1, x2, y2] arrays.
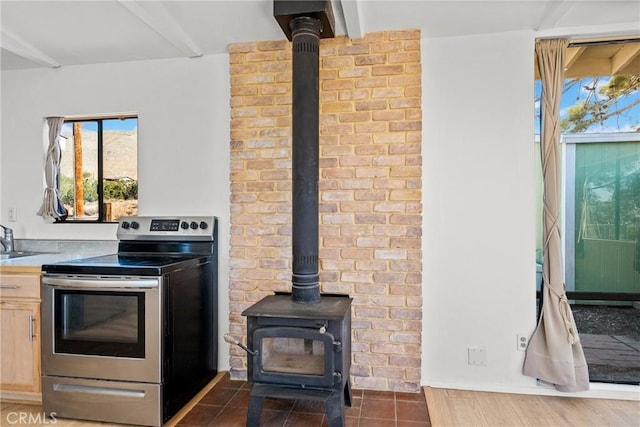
[[42, 253, 211, 276]]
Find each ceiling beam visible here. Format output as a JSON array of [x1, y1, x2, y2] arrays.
[[564, 46, 586, 74], [564, 58, 613, 79], [611, 43, 640, 74], [117, 0, 202, 58], [534, 0, 574, 31], [340, 0, 364, 39], [0, 27, 61, 68]]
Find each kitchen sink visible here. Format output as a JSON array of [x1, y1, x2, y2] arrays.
[[0, 251, 50, 260]]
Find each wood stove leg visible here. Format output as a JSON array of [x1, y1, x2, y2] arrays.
[[325, 390, 345, 427], [246, 392, 264, 427], [344, 378, 353, 407]]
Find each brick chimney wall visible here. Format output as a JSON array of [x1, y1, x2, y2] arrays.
[[228, 29, 422, 392]]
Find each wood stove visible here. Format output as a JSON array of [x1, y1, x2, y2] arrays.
[[242, 293, 352, 427], [230, 2, 353, 426]]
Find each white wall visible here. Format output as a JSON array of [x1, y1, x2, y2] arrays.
[[421, 30, 539, 393], [0, 55, 232, 370]]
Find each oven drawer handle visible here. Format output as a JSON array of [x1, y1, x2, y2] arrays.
[[43, 277, 159, 289], [53, 383, 146, 398]]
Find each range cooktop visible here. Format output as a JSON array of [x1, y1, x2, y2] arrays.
[[41, 253, 211, 276], [41, 216, 218, 276]]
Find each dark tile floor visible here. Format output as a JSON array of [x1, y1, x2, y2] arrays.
[[177, 373, 431, 427]]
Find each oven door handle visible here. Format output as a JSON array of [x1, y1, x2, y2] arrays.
[[42, 277, 159, 289]]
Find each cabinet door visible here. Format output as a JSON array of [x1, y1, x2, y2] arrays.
[[0, 301, 40, 393]]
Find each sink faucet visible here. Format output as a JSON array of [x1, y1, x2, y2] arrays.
[[0, 225, 14, 253]]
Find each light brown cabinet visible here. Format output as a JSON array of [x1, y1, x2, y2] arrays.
[[0, 273, 41, 401]]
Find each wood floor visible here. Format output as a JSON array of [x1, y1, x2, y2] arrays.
[[1, 401, 121, 426], [424, 387, 640, 427]]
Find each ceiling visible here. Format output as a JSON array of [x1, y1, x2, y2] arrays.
[[1, 1, 639, 72]]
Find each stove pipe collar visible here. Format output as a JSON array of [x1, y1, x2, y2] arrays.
[[273, 0, 335, 41]]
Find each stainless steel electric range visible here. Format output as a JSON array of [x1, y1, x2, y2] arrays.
[[40, 216, 218, 426]]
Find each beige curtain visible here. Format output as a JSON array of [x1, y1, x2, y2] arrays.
[[523, 39, 589, 392], [37, 117, 68, 221]]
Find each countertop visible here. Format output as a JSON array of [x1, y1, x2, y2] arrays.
[[0, 252, 96, 274], [1, 239, 118, 274]]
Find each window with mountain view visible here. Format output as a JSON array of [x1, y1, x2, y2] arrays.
[[59, 116, 138, 222]]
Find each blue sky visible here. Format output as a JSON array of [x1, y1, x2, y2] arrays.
[[61, 117, 137, 135], [535, 77, 640, 134], [104, 118, 137, 131]]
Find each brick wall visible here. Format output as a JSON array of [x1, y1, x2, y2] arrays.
[[228, 29, 422, 392]]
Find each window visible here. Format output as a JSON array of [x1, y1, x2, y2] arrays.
[[534, 73, 640, 287], [58, 116, 138, 222]]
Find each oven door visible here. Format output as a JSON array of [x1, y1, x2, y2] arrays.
[[41, 275, 161, 383], [252, 326, 339, 388]]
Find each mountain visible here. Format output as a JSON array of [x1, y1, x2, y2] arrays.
[[59, 130, 137, 180]]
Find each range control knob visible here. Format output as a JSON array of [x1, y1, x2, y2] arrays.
[[199, 221, 208, 230], [130, 221, 140, 230], [121, 221, 130, 229], [190, 221, 198, 230], [181, 221, 189, 230]]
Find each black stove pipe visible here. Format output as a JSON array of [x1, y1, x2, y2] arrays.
[[290, 16, 321, 304]]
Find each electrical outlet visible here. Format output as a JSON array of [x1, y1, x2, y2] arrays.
[[468, 347, 486, 366], [517, 334, 529, 351], [8, 207, 17, 222]]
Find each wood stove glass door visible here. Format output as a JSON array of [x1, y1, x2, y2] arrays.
[[253, 326, 337, 388]]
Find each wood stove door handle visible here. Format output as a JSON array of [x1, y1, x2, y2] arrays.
[[333, 340, 342, 352], [224, 334, 258, 355]]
